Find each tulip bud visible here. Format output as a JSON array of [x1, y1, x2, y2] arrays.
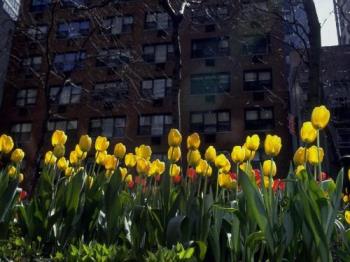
[[135, 144, 152, 161], [187, 132, 200, 150], [0, 134, 14, 154], [168, 128, 182, 147], [187, 149, 201, 167], [167, 146, 181, 162], [95, 136, 109, 152], [7, 165, 16, 178], [10, 148, 25, 163], [204, 146, 216, 163], [345, 210, 350, 225], [57, 157, 69, 171], [86, 175, 94, 189], [293, 147, 307, 166], [44, 151, 57, 165], [264, 134, 282, 157], [245, 134, 260, 151], [169, 164, 181, 177], [95, 151, 107, 165], [242, 145, 255, 162], [70, 150, 80, 166], [262, 160, 277, 177], [295, 165, 306, 178], [148, 159, 165, 177], [231, 146, 246, 164], [307, 145, 324, 165], [125, 153, 136, 168], [53, 144, 65, 158], [18, 173, 24, 183], [104, 154, 118, 170], [300, 122, 317, 143], [65, 167, 74, 177], [114, 143, 126, 159], [136, 158, 150, 175], [196, 159, 210, 176], [119, 167, 128, 181], [79, 135, 92, 152], [172, 175, 182, 184], [311, 105, 330, 130], [51, 130, 67, 147]]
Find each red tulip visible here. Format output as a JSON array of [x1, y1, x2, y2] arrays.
[[172, 175, 182, 184], [19, 190, 27, 201], [187, 167, 197, 182]]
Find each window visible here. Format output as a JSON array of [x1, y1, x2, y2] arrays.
[[190, 111, 230, 133], [143, 44, 174, 63], [31, 0, 51, 11], [145, 12, 171, 30], [93, 81, 128, 102], [96, 49, 131, 67], [47, 120, 78, 133], [16, 89, 37, 106], [22, 56, 42, 72], [245, 107, 274, 130], [141, 78, 172, 99], [49, 84, 82, 104], [27, 25, 48, 41], [139, 114, 172, 136], [242, 35, 269, 55], [191, 37, 229, 58], [191, 73, 230, 94], [57, 20, 90, 39], [102, 16, 133, 34], [243, 69, 272, 90], [89, 117, 126, 138], [11, 123, 32, 142], [53, 51, 85, 72]]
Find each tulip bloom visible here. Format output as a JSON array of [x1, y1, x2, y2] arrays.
[[187, 150, 201, 167], [307, 145, 324, 165], [272, 179, 285, 192], [79, 135, 92, 152], [245, 134, 260, 151], [170, 164, 181, 177], [104, 154, 118, 170], [168, 146, 181, 162], [57, 157, 69, 171], [148, 159, 165, 177], [10, 148, 25, 163], [300, 122, 317, 143], [345, 210, 350, 225], [136, 158, 150, 175], [86, 175, 94, 189], [205, 146, 217, 163], [168, 128, 182, 147], [218, 173, 237, 189], [0, 134, 14, 154], [18, 173, 24, 183], [186, 167, 197, 181], [231, 146, 246, 164], [243, 145, 255, 162], [262, 160, 277, 177], [172, 175, 182, 184], [53, 144, 65, 158], [65, 167, 74, 177], [45, 151, 57, 165], [125, 153, 136, 168], [7, 165, 16, 178], [264, 134, 282, 157], [293, 147, 307, 166], [311, 105, 330, 130], [196, 159, 212, 177], [135, 144, 152, 160], [95, 136, 110, 152], [215, 154, 229, 169], [51, 130, 67, 147], [187, 132, 200, 150], [295, 165, 306, 177], [114, 143, 126, 159], [119, 167, 128, 181]]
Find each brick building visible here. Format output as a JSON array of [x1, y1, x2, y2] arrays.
[[0, 0, 292, 181]]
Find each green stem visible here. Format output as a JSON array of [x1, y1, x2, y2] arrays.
[[316, 130, 322, 181]]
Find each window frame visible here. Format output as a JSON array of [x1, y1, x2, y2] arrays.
[[138, 114, 172, 136], [191, 37, 230, 58], [243, 69, 272, 91], [89, 117, 126, 138], [11, 123, 32, 142], [190, 72, 230, 95], [244, 107, 274, 130], [49, 84, 82, 105], [16, 88, 38, 107], [190, 110, 231, 133]]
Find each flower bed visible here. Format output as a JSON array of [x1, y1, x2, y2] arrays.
[[0, 105, 350, 261]]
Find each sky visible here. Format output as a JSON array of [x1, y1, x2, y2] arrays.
[[314, 0, 338, 46]]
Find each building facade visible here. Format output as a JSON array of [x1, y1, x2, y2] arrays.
[[0, 0, 292, 182], [334, 0, 350, 45]]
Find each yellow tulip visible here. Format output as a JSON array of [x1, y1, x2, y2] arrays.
[[311, 105, 330, 130], [196, 159, 212, 176], [218, 173, 236, 189], [168, 146, 181, 162], [264, 134, 282, 157], [262, 160, 277, 177], [263, 176, 272, 188], [345, 210, 350, 225], [220, 161, 231, 173], [205, 146, 217, 163], [53, 144, 65, 158], [246, 134, 260, 151], [348, 169, 350, 181], [136, 158, 150, 175], [239, 162, 254, 177], [57, 157, 69, 171], [300, 122, 317, 143], [75, 145, 86, 159], [215, 154, 229, 169], [51, 130, 67, 147], [293, 147, 307, 166], [7, 165, 16, 178], [148, 159, 166, 177], [114, 143, 126, 159], [187, 132, 200, 150], [79, 135, 92, 152], [95, 151, 107, 165], [242, 145, 255, 162], [343, 195, 349, 203], [168, 128, 182, 147], [231, 146, 246, 164], [187, 150, 201, 167], [18, 173, 24, 183], [104, 154, 118, 170], [119, 167, 128, 180], [135, 144, 152, 160], [295, 165, 306, 177], [44, 151, 57, 165], [307, 145, 324, 165], [65, 167, 74, 177], [0, 134, 14, 154], [10, 148, 25, 163], [170, 164, 181, 177], [125, 153, 136, 168], [95, 136, 109, 152], [125, 174, 133, 183], [70, 151, 80, 165]]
